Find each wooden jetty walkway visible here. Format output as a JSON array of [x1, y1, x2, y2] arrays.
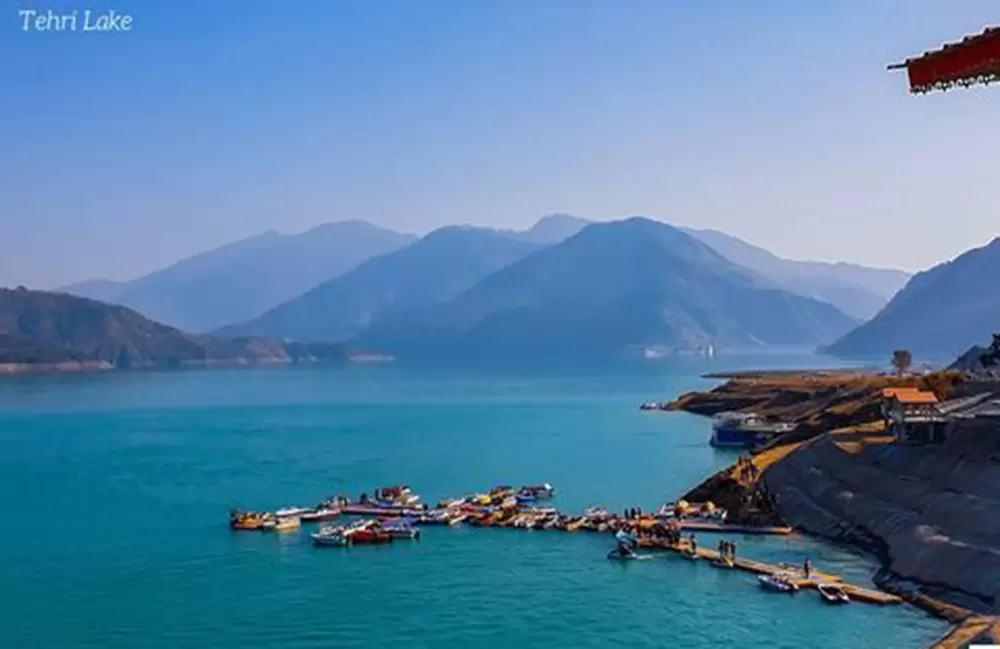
[[636, 539, 903, 606], [926, 615, 1000, 649]]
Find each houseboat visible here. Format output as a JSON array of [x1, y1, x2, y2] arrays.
[[710, 412, 795, 449]]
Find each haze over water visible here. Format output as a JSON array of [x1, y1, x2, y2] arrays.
[[0, 356, 947, 648]]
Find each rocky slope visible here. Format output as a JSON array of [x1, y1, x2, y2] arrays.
[[763, 421, 1000, 613]]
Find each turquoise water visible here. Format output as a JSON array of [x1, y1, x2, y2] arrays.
[[0, 358, 947, 648]]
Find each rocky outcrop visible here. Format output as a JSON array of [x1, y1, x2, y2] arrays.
[[763, 420, 1000, 613]]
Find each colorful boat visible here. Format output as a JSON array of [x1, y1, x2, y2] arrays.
[[229, 510, 267, 531]]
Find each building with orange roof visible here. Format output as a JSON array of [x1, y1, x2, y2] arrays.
[[881, 387, 947, 444]]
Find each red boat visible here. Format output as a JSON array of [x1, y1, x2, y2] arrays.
[[349, 527, 393, 545]]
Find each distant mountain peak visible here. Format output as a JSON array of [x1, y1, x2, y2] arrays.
[[58, 220, 416, 332], [680, 226, 910, 320], [825, 236, 1000, 360], [357, 216, 857, 357], [511, 213, 590, 244]]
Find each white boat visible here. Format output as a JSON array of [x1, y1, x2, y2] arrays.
[[311, 530, 350, 546], [274, 506, 312, 518], [383, 517, 420, 540], [300, 507, 340, 522], [818, 584, 850, 604], [758, 574, 799, 593]]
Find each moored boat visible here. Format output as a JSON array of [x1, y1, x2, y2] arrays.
[[274, 506, 312, 518], [274, 516, 301, 533], [382, 517, 420, 540], [311, 530, 351, 546], [710, 412, 796, 449], [229, 509, 267, 531], [818, 584, 850, 604], [300, 507, 340, 522], [758, 573, 799, 593]]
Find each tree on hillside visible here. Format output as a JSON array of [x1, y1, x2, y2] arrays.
[[891, 349, 913, 377]]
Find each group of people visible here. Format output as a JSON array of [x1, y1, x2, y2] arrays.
[[735, 456, 760, 481], [623, 507, 643, 519], [717, 539, 738, 561]]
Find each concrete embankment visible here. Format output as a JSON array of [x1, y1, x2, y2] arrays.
[[763, 422, 1000, 614]]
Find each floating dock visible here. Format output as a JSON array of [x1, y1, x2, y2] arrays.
[[675, 520, 793, 535], [637, 539, 903, 606]]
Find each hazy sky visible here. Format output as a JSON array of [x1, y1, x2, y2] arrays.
[[2, 0, 997, 288]]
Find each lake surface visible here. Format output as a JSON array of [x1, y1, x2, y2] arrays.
[[0, 356, 948, 648]]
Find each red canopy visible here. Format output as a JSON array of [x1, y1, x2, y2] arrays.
[[890, 27, 1000, 93]]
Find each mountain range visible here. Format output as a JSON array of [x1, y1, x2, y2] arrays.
[[60, 221, 416, 333], [51, 213, 924, 360], [825, 237, 1000, 361], [218, 226, 542, 343], [354, 218, 858, 356], [0, 287, 350, 370], [678, 227, 908, 320]]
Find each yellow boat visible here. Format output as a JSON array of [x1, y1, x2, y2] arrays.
[[274, 517, 301, 533]]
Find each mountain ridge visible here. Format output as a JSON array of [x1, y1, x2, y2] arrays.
[[680, 227, 910, 320], [356, 217, 858, 357], [217, 225, 542, 342], [825, 237, 1000, 360], [0, 287, 353, 371], [59, 221, 417, 333]]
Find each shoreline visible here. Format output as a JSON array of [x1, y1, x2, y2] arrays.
[[0, 354, 394, 376], [665, 369, 1000, 646]]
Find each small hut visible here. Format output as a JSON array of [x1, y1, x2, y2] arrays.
[[881, 387, 948, 444]]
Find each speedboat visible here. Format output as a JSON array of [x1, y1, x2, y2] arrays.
[[818, 584, 850, 604], [274, 506, 312, 518], [758, 574, 799, 593], [311, 530, 351, 546], [383, 518, 420, 540], [517, 484, 555, 502], [300, 507, 340, 522], [350, 527, 393, 545], [229, 510, 266, 531], [273, 517, 301, 533]]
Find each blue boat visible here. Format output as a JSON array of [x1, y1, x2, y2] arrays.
[[710, 413, 795, 449]]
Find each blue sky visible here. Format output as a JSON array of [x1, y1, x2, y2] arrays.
[[2, 0, 998, 287]]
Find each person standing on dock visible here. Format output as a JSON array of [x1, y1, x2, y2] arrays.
[[803, 558, 812, 578]]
